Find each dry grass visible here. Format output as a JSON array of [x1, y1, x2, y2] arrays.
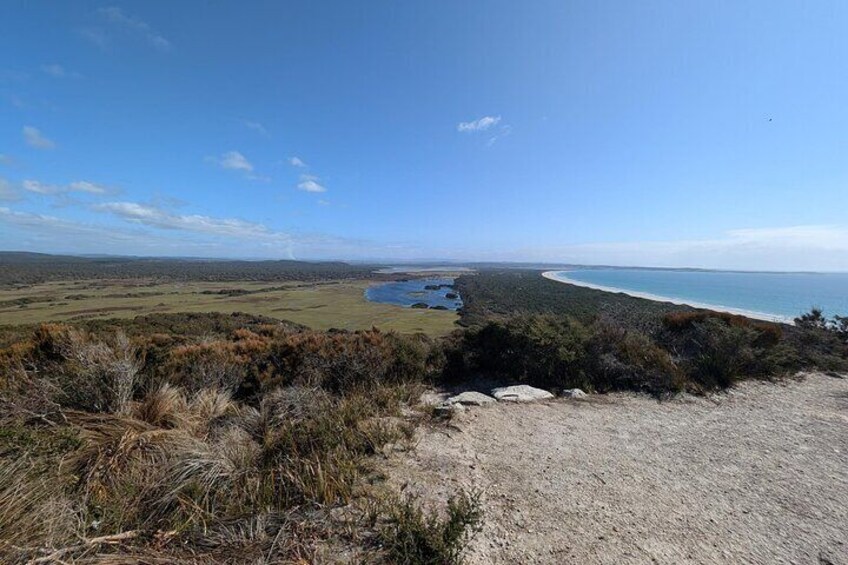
[[0, 322, 443, 563], [0, 458, 82, 558], [0, 278, 459, 336], [0, 317, 486, 563]]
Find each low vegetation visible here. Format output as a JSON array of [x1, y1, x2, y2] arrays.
[[0, 316, 477, 563], [445, 311, 846, 395], [375, 490, 483, 565], [2, 268, 846, 563], [454, 270, 692, 333], [0, 278, 459, 335]]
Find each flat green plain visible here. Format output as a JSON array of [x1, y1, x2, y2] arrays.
[[0, 279, 459, 336]]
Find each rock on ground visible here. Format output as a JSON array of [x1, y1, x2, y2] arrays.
[[561, 388, 587, 399], [491, 385, 554, 402], [387, 373, 848, 564], [446, 391, 497, 406]]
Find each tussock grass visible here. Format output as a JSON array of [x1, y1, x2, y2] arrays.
[[0, 458, 82, 558], [0, 322, 450, 563]]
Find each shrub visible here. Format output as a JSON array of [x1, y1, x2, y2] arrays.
[[454, 315, 591, 390], [378, 490, 483, 565], [22, 325, 142, 413], [661, 310, 796, 388], [786, 309, 848, 372], [259, 329, 430, 394], [587, 322, 685, 394], [663, 310, 783, 346], [685, 318, 761, 388], [160, 341, 253, 394]]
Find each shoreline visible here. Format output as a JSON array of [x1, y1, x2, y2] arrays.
[[541, 270, 793, 324]]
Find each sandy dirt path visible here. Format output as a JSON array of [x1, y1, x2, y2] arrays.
[[386, 374, 848, 564]]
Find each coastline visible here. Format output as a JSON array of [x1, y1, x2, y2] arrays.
[[541, 270, 793, 324]]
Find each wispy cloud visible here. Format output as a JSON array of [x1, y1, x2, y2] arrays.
[[68, 181, 111, 194], [297, 174, 326, 193], [0, 204, 391, 260], [21, 180, 61, 195], [0, 154, 14, 167], [289, 160, 328, 195], [22, 126, 55, 150], [0, 179, 22, 202], [41, 64, 82, 79], [22, 179, 114, 196], [0, 206, 195, 254], [79, 28, 109, 50], [208, 151, 272, 182], [242, 120, 268, 137], [95, 201, 294, 247], [214, 151, 253, 173], [98, 7, 171, 51], [457, 115, 501, 132], [487, 124, 512, 146]]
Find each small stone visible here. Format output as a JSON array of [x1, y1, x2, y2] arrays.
[[561, 388, 588, 399]]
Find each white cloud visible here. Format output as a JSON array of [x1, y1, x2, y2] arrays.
[[22, 180, 61, 195], [289, 156, 307, 168], [297, 174, 326, 193], [242, 120, 268, 136], [99, 7, 171, 51], [0, 179, 21, 202], [0, 206, 204, 254], [216, 151, 254, 172], [41, 64, 82, 79], [0, 205, 394, 260], [0, 154, 14, 167], [22, 179, 113, 196], [95, 201, 294, 247], [22, 126, 55, 150], [69, 181, 109, 194], [457, 115, 501, 132]]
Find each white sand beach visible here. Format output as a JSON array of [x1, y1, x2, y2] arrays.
[[541, 270, 793, 324]]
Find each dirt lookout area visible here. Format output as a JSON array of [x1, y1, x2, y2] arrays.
[[387, 373, 848, 564]]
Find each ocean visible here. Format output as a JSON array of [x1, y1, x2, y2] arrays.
[[546, 269, 848, 322]]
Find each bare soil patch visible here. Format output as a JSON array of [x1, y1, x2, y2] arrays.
[[387, 373, 848, 564]]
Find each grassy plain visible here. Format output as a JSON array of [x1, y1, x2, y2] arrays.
[[0, 278, 459, 336]]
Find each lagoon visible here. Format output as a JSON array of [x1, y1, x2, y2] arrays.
[[365, 277, 463, 311]]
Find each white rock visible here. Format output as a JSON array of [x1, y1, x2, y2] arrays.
[[561, 388, 587, 399], [445, 391, 496, 406], [491, 385, 554, 402]]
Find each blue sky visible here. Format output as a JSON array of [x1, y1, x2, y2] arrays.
[[2, 1, 848, 270]]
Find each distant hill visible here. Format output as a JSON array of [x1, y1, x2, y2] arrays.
[[0, 251, 102, 264], [0, 251, 377, 285]]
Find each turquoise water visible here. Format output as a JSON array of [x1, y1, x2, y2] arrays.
[[365, 277, 463, 310], [552, 269, 848, 320]]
